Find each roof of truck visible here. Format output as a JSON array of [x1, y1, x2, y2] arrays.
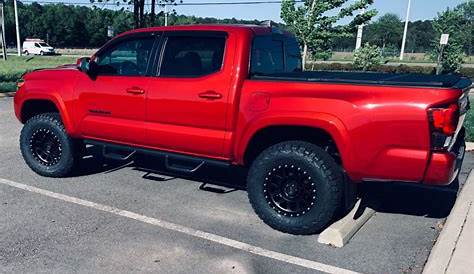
[[120, 24, 278, 37]]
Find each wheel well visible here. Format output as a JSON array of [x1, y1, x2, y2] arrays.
[[244, 126, 341, 166], [21, 100, 59, 123]]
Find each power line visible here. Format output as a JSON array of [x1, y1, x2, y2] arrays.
[[20, 0, 304, 6]]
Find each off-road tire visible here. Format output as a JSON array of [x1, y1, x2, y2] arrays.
[[247, 141, 344, 235], [20, 113, 77, 177]]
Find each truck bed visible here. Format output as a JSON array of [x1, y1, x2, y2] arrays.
[[251, 71, 472, 89]]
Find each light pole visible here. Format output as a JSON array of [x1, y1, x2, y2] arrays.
[[13, 0, 21, 56], [164, 4, 168, 26], [399, 0, 412, 61], [355, 8, 365, 50], [0, 0, 6, 60]]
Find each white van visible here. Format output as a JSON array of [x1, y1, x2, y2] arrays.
[[22, 39, 55, 55]]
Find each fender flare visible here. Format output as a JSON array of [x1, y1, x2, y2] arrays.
[[19, 92, 76, 135], [235, 111, 354, 172]]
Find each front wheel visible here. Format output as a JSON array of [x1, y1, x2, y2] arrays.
[[247, 141, 344, 235], [20, 113, 78, 177]]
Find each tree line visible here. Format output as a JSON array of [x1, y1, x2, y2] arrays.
[[0, 0, 472, 57], [333, 2, 472, 57]]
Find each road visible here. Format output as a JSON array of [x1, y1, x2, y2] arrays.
[[0, 97, 472, 274]]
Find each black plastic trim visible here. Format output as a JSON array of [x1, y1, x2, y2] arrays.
[[250, 72, 473, 89]]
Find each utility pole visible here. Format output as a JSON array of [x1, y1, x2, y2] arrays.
[[0, 0, 7, 60], [164, 4, 168, 26], [399, 0, 412, 61], [355, 8, 365, 50], [13, 0, 21, 56]]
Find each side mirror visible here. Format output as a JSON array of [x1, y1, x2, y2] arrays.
[[77, 57, 98, 79], [77, 57, 91, 72]]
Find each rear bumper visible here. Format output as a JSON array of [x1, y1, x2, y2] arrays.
[[424, 128, 466, 186]]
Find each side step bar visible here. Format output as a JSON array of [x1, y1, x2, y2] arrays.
[[84, 139, 230, 174]]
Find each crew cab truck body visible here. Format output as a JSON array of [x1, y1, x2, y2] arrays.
[[14, 24, 471, 234]]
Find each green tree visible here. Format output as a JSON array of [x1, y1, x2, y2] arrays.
[[281, 0, 377, 65], [456, 1, 473, 55], [406, 20, 435, 53], [365, 13, 403, 53], [353, 43, 382, 71], [431, 7, 465, 73], [89, 0, 182, 28]]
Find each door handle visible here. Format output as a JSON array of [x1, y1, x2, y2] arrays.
[[198, 91, 222, 100], [126, 87, 145, 95]]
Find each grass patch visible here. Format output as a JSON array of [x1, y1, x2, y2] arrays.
[[466, 95, 474, 142], [0, 55, 76, 92], [0, 82, 16, 92]]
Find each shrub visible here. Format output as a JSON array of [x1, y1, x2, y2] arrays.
[[353, 43, 383, 71], [438, 42, 465, 73], [308, 62, 474, 81]]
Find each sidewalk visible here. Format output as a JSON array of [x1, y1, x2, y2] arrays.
[[423, 169, 474, 274]]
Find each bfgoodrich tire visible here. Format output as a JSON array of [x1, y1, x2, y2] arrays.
[[20, 113, 77, 177], [247, 141, 344, 235]]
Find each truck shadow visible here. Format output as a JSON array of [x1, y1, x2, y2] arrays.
[[75, 145, 457, 219], [360, 181, 458, 219]]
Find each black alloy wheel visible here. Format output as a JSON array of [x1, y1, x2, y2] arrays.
[[264, 164, 317, 217], [29, 128, 63, 166], [247, 141, 344, 235]]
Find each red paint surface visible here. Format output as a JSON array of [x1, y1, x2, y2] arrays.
[[14, 24, 466, 185]]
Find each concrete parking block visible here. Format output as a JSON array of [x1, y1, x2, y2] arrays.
[[0, 92, 16, 98], [318, 199, 375, 248], [423, 170, 474, 274], [466, 142, 474, 152]]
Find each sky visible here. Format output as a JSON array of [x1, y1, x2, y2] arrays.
[[172, 0, 469, 22], [29, 0, 469, 22]]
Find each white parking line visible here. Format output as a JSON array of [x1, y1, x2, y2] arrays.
[[0, 178, 361, 274]]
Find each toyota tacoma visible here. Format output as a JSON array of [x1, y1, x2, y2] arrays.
[[14, 24, 471, 234]]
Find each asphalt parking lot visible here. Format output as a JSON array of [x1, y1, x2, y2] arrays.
[[1, 97, 473, 274]]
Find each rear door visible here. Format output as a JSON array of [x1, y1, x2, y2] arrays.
[[74, 33, 159, 145], [145, 31, 233, 158]]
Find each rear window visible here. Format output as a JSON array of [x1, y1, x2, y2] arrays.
[[250, 35, 302, 76], [160, 36, 226, 77]]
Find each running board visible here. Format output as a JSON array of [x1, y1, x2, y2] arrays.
[[84, 140, 230, 174], [103, 146, 136, 161]]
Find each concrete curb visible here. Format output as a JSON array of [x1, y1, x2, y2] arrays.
[[0, 92, 16, 98], [318, 199, 375, 248], [467, 142, 474, 152], [423, 170, 474, 274]]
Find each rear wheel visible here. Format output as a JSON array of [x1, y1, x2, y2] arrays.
[[24, 50, 29, 55], [20, 113, 78, 177], [247, 141, 344, 235]]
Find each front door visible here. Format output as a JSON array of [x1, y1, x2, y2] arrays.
[[74, 33, 158, 146], [145, 32, 233, 158]]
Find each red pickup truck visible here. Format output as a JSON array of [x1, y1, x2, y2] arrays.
[[14, 24, 471, 234]]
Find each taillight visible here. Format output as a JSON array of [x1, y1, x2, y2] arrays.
[[428, 104, 459, 136]]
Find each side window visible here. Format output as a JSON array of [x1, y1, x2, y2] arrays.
[[160, 36, 226, 77], [285, 38, 302, 72], [95, 36, 155, 76], [250, 36, 284, 76], [34, 43, 40, 48]]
